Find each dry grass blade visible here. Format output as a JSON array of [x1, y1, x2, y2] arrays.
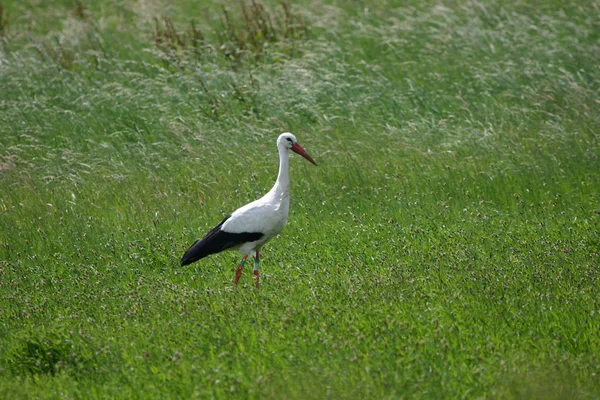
[[73, 0, 87, 20], [154, 17, 185, 50], [0, 4, 8, 37]]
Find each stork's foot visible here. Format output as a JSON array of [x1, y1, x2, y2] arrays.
[[233, 255, 248, 285]]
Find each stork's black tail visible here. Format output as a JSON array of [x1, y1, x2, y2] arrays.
[[180, 215, 263, 266]]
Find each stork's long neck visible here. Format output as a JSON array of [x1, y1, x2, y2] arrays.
[[270, 145, 290, 201]]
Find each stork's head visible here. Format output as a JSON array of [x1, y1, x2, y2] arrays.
[[278, 132, 317, 166]]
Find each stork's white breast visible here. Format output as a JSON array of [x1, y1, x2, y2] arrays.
[[222, 195, 290, 240]]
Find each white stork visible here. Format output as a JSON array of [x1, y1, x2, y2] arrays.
[[181, 132, 317, 288]]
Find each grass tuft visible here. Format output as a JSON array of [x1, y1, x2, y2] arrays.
[[218, 0, 307, 62], [152, 1, 307, 68], [6, 331, 98, 379], [153, 17, 205, 66], [72, 0, 87, 20], [0, 3, 7, 37]]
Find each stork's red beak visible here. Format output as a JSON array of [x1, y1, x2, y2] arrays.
[[291, 143, 317, 166]]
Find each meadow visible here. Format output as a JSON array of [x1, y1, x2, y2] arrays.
[[0, 0, 599, 398]]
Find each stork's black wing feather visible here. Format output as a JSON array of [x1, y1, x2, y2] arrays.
[[180, 215, 264, 266]]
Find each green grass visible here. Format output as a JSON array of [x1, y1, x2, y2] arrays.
[[1, 0, 599, 398]]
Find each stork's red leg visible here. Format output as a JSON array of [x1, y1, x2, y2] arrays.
[[233, 254, 248, 285], [253, 251, 260, 289]]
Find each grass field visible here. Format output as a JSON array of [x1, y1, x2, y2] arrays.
[[1, 0, 599, 398]]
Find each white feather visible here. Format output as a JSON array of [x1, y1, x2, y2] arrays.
[[219, 133, 300, 254], [222, 191, 290, 239]]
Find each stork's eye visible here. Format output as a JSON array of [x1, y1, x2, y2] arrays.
[[286, 137, 293, 143]]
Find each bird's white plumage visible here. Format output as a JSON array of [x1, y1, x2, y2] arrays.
[[223, 195, 289, 237], [220, 133, 296, 254]]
